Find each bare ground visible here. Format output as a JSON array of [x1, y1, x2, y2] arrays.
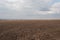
[[0, 20, 60, 40]]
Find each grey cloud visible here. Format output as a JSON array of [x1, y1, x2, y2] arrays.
[[0, 0, 60, 19]]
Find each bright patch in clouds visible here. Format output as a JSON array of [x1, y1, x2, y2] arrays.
[[34, 10, 54, 15], [4, 0, 25, 10], [6, 0, 17, 2], [50, 2, 60, 14]]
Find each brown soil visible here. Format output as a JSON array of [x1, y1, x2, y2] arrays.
[[0, 20, 60, 40]]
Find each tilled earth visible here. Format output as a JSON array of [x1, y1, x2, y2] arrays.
[[0, 20, 60, 40]]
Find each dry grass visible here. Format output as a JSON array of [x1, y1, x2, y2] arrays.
[[0, 20, 60, 40]]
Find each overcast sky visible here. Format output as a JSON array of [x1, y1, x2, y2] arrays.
[[0, 0, 60, 19]]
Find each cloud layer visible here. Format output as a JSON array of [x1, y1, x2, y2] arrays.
[[0, 0, 60, 19]]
